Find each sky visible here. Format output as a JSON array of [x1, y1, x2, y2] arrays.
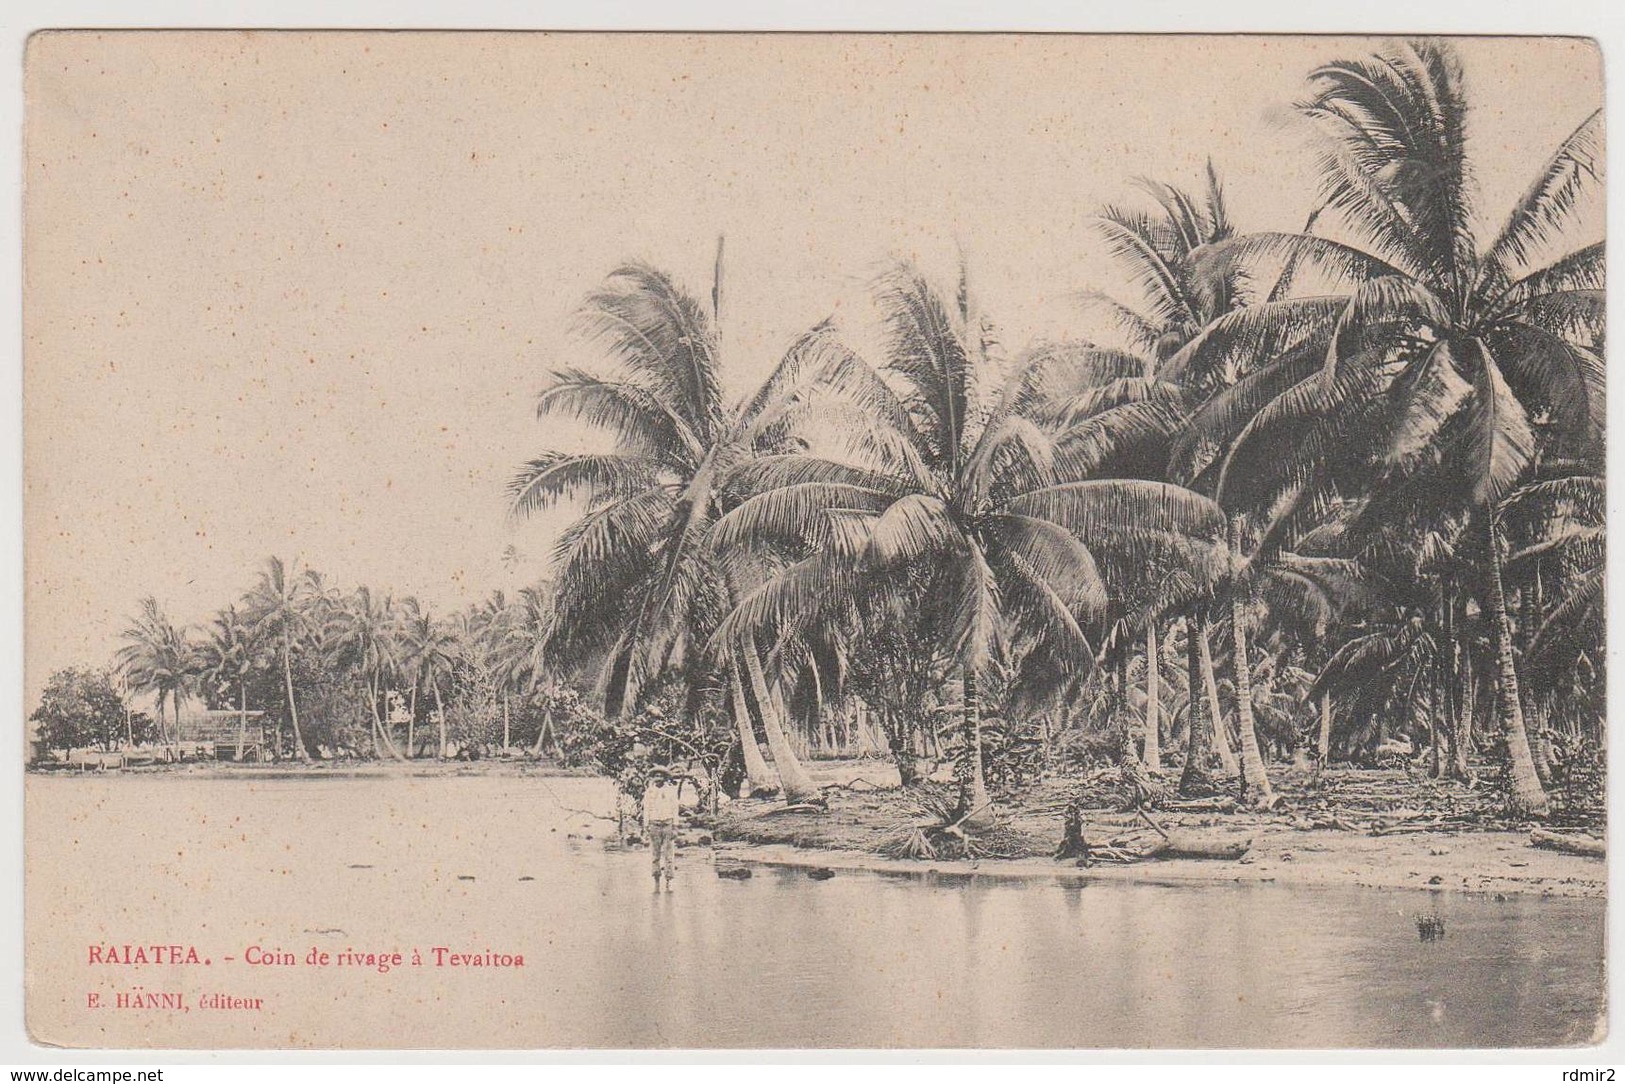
[[22, 32, 1604, 704]]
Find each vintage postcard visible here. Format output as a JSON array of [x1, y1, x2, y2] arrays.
[[22, 31, 1605, 1049]]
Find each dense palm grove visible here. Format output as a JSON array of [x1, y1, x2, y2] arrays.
[[43, 41, 1604, 823]]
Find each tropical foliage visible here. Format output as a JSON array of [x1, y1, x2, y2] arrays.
[[42, 40, 1604, 825]]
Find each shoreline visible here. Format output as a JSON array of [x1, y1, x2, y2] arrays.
[[707, 761, 1607, 901], [711, 833, 1605, 900], [26, 758, 598, 781], [30, 756, 1606, 899]]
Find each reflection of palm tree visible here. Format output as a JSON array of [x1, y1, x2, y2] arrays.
[[115, 596, 195, 754], [243, 556, 317, 762]]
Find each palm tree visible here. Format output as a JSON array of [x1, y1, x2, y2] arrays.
[[501, 583, 554, 695], [497, 583, 556, 754], [507, 244, 846, 799], [1510, 476, 1603, 721], [115, 596, 195, 755], [328, 586, 405, 760], [1203, 39, 1604, 815], [399, 599, 458, 759], [712, 261, 1225, 821], [242, 556, 318, 762], [1084, 169, 1272, 782], [1084, 165, 1249, 393], [199, 605, 263, 759]]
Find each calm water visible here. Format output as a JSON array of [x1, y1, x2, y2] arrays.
[[25, 774, 1606, 1048]]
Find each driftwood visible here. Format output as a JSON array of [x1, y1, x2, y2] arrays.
[[1057, 804, 1250, 865], [1141, 836, 1253, 860], [1055, 800, 1145, 866], [1161, 797, 1238, 814], [1529, 828, 1605, 858]]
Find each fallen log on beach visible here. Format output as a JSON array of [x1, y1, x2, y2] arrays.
[[1529, 828, 1605, 858], [1141, 836, 1254, 861], [1160, 797, 1238, 814], [1131, 807, 1252, 861]]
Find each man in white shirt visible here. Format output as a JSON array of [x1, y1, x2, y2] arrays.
[[641, 766, 681, 891]]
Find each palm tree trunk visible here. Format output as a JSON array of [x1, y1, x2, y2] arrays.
[[959, 665, 994, 825], [1317, 694, 1333, 765], [1527, 695, 1552, 785], [407, 682, 418, 759], [369, 675, 385, 759], [1230, 587, 1275, 808], [1485, 516, 1550, 816], [1444, 593, 1470, 781], [743, 636, 817, 803], [1116, 654, 1142, 768], [433, 679, 447, 760], [502, 692, 511, 753], [282, 634, 310, 762], [235, 681, 248, 761], [369, 672, 404, 761], [1453, 635, 1474, 782], [1428, 657, 1443, 779], [729, 658, 778, 795], [1197, 621, 1238, 776], [1519, 573, 1553, 785], [1143, 625, 1161, 771], [1179, 614, 1216, 797], [538, 712, 556, 757]]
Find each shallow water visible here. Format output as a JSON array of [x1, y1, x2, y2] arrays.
[[25, 774, 1605, 1048]]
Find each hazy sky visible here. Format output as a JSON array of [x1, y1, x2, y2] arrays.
[[23, 32, 1603, 702]]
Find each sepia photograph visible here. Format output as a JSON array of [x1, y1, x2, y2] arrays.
[[19, 29, 1607, 1051]]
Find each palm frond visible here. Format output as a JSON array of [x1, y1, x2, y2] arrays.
[[1009, 480, 1226, 547], [711, 480, 897, 554], [1482, 109, 1604, 284], [1464, 339, 1535, 505], [864, 494, 962, 569], [537, 369, 703, 469], [576, 262, 726, 445], [874, 262, 974, 468], [506, 452, 659, 522]]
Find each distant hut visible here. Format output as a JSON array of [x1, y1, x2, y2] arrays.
[[173, 708, 267, 761]]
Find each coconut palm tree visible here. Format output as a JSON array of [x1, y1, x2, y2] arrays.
[[1084, 165, 1252, 393], [1084, 168, 1282, 781], [507, 245, 849, 800], [501, 583, 554, 695], [1199, 39, 1604, 816], [711, 260, 1226, 821], [115, 596, 195, 755], [1512, 475, 1604, 707], [399, 598, 459, 759], [328, 586, 405, 760], [242, 556, 318, 762], [198, 605, 264, 759]]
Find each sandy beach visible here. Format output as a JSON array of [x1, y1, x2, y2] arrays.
[[703, 758, 1606, 900], [36, 755, 1605, 900]]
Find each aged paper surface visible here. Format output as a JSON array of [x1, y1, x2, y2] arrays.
[[24, 31, 1605, 1049]]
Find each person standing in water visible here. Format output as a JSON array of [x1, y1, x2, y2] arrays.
[[642, 765, 680, 891]]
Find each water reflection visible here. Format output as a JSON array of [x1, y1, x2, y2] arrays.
[[26, 774, 1605, 1049]]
